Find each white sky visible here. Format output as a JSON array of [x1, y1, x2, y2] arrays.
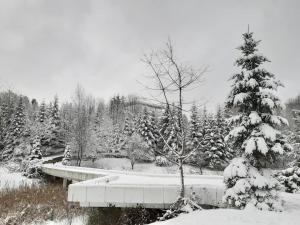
[[0, 0, 299, 111]]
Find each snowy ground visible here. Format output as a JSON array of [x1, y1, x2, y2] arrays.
[[0, 165, 39, 190], [0, 154, 62, 190], [25, 192, 300, 225], [29, 216, 88, 225], [151, 193, 300, 225], [81, 158, 224, 175], [2, 158, 300, 225]]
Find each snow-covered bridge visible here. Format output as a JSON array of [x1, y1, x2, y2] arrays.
[[41, 164, 225, 209]]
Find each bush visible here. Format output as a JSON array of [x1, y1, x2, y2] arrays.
[[87, 206, 163, 225], [155, 156, 172, 167], [22, 158, 43, 179], [275, 166, 300, 193], [126, 134, 149, 169]]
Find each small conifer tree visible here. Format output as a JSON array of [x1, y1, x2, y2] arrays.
[[62, 145, 71, 166]]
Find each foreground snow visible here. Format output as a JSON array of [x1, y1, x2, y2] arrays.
[[30, 216, 88, 225], [0, 166, 39, 190], [151, 193, 300, 225]]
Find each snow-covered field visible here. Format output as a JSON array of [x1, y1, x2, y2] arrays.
[[81, 157, 224, 175], [0, 166, 39, 190], [151, 193, 300, 225]]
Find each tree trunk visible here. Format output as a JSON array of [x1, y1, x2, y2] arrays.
[[179, 158, 185, 198], [63, 178, 68, 189], [77, 149, 80, 166], [199, 166, 203, 175]]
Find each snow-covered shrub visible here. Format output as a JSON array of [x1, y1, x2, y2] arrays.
[[23, 158, 43, 178], [275, 166, 300, 193], [159, 196, 202, 221], [62, 145, 71, 166], [29, 136, 42, 160], [23, 135, 43, 178], [155, 156, 172, 167], [126, 134, 149, 169], [223, 157, 282, 211]]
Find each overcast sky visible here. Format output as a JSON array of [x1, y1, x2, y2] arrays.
[[0, 0, 299, 111]]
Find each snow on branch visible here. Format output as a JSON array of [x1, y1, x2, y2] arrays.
[[261, 97, 275, 109], [233, 92, 249, 106], [249, 111, 262, 125], [259, 123, 278, 142]]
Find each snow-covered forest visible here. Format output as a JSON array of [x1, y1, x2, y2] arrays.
[[1, 1, 300, 225]]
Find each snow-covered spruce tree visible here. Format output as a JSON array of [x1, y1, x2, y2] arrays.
[[123, 117, 134, 137], [274, 110, 300, 193], [291, 109, 300, 165], [24, 135, 43, 178], [275, 166, 300, 193], [198, 108, 212, 148], [215, 106, 231, 136], [112, 124, 122, 152], [36, 100, 53, 148], [189, 103, 201, 149], [38, 101, 46, 123], [48, 96, 65, 148], [198, 114, 216, 168], [50, 96, 60, 128], [62, 145, 71, 166], [95, 100, 105, 127], [157, 107, 172, 152], [46, 102, 53, 119], [155, 107, 173, 166], [166, 106, 182, 154], [202, 107, 234, 170], [198, 106, 212, 141], [223, 30, 291, 211], [137, 108, 156, 147], [0, 105, 7, 151], [186, 104, 206, 172], [29, 135, 42, 160], [149, 110, 159, 147], [156, 106, 183, 167], [2, 97, 26, 159]]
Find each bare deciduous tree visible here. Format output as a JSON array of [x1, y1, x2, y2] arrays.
[[142, 39, 208, 203], [72, 85, 94, 166]]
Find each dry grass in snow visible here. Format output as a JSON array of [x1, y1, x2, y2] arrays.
[[0, 183, 86, 225]]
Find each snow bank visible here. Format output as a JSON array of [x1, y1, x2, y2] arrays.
[[0, 166, 39, 190], [151, 193, 300, 225], [30, 216, 88, 225]]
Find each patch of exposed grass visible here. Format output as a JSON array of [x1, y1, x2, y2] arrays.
[[0, 183, 86, 225]]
